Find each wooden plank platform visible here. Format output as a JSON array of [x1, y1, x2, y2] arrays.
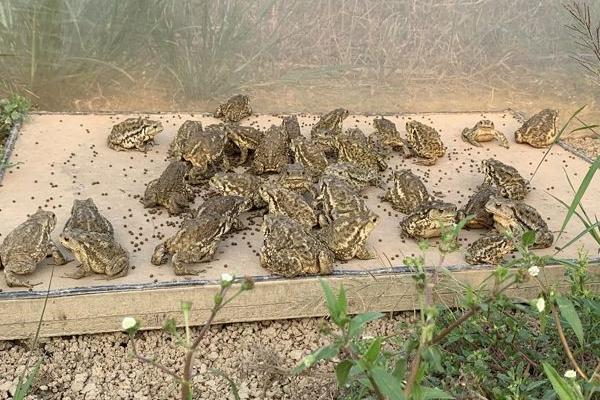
[[0, 111, 599, 340]]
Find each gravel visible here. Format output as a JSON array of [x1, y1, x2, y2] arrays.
[[0, 313, 414, 399]]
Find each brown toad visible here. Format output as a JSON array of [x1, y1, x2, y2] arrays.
[[214, 94, 252, 122], [168, 120, 203, 159], [251, 124, 289, 174], [281, 115, 302, 141], [209, 172, 266, 209], [60, 229, 129, 279], [461, 120, 509, 149], [107, 117, 163, 152], [459, 185, 500, 229], [481, 158, 530, 200], [402, 120, 446, 165], [224, 124, 264, 165], [0, 210, 66, 287], [382, 169, 431, 214], [485, 196, 554, 249], [400, 201, 458, 239], [181, 126, 228, 181], [260, 214, 334, 277], [323, 162, 382, 192], [151, 211, 242, 275], [371, 117, 404, 149], [465, 233, 515, 265], [333, 129, 387, 172], [316, 175, 370, 226], [195, 195, 249, 231], [310, 108, 349, 153], [290, 136, 328, 177], [259, 184, 318, 229], [277, 163, 315, 196], [514, 109, 558, 148], [142, 161, 195, 215], [318, 210, 379, 260], [63, 198, 114, 236]]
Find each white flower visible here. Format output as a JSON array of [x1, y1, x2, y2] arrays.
[[536, 297, 546, 312], [528, 266, 540, 277], [221, 273, 234, 283], [564, 370, 577, 379], [121, 317, 138, 331]]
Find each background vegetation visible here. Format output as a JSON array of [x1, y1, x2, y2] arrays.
[[0, 0, 598, 113]]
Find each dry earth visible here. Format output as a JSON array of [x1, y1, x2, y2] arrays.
[[0, 313, 414, 400]]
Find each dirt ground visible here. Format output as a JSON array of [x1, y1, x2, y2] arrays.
[[0, 313, 413, 400]]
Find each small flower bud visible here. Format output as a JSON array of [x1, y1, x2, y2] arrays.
[[220, 273, 234, 287], [121, 317, 139, 335], [564, 370, 576, 379], [214, 293, 223, 306], [536, 297, 546, 312], [528, 266, 540, 277], [241, 277, 255, 291]]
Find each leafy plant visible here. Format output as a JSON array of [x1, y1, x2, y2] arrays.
[[124, 274, 254, 400]]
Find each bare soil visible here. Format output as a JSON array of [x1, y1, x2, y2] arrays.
[[0, 313, 414, 399]]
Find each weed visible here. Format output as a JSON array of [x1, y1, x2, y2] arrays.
[[124, 274, 254, 400]]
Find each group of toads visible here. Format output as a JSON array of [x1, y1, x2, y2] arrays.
[[0, 95, 559, 287]]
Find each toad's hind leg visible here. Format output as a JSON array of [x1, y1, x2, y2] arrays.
[[462, 128, 483, 148], [355, 245, 376, 260], [172, 253, 207, 276], [493, 130, 510, 148], [4, 266, 42, 288], [413, 157, 437, 166]]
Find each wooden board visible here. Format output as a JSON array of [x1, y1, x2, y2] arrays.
[[0, 111, 599, 339]]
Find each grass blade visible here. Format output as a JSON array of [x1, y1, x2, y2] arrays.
[[13, 359, 42, 400], [557, 155, 600, 242], [555, 296, 585, 348]]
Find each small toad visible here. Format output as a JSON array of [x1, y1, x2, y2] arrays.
[[60, 229, 129, 279], [465, 233, 515, 265], [214, 94, 252, 122], [63, 198, 114, 236], [142, 161, 195, 215], [485, 196, 554, 249], [290, 136, 328, 177], [402, 120, 446, 165], [0, 210, 66, 287], [107, 117, 163, 152], [209, 172, 266, 209], [400, 201, 458, 239], [259, 185, 318, 229], [318, 211, 379, 260], [260, 214, 334, 277], [316, 175, 370, 226], [481, 158, 530, 200], [461, 120, 509, 148], [382, 169, 431, 214], [514, 109, 558, 148], [224, 124, 264, 165], [251, 124, 289, 175], [168, 120, 203, 159]]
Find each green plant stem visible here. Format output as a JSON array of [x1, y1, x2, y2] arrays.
[[130, 337, 181, 382], [549, 300, 589, 380], [181, 285, 235, 400], [534, 275, 590, 380], [403, 275, 518, 397], [403, 346, 422, 396], [431, 278, 516, 346]]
